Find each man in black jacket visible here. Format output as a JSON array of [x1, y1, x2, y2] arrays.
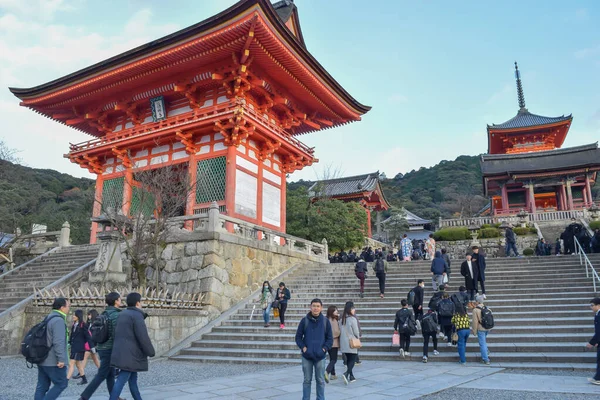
[[587, 297, 600, 385], [471, 246, 487, 299], [460, 253, 476, 301], [411, 280, 425, 324], [505, 224, 519, 257], [79, 292, 123, 400], [394, 299, 416, 358], [109, 292, 155, 400]]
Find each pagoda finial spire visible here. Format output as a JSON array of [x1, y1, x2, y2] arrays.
[[514, 61, 526, 110]]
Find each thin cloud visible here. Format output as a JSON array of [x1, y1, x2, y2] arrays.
[[574, 44, 600, 60], [388, 93, 409, 103], [486, 83, 513, 105]]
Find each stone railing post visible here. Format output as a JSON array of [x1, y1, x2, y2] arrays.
[[306, 243, 312, 256], [207, 201, 222, 232], [287, 239, 296, 250], [59, 221, 71, 247], [321, 238, 328, 257]]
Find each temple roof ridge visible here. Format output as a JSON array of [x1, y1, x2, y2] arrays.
[[487, 109, 572, 130], [308, 171, 380, 196]]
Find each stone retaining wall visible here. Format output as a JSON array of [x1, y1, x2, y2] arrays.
[[141, 230, 321, 315], [437, 235, 539, 260], [22, 307, 214, 357]]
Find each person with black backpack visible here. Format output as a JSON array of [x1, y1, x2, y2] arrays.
[[354, 258, 368, 298], [421, 308, 440, 363], [79, 292, 123, 400], [437, 293, 455, 346], [394, 299, 416, 359], [471, 295, 492, 365], [408, 280, 425, 327], [373, 254, 388, 299], [32, 297, 70, 400]]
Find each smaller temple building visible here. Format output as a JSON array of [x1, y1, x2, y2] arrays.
[[380, 208, 433, 242], [481, 63, 600, 215], [308, 172, 389, 237]]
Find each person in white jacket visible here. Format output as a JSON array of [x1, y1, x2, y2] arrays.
[[339, 301, 361, 385]]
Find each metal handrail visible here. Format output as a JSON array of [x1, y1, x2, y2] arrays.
[[574, 236, 600, 292]]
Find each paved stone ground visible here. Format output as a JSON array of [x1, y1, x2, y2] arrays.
[[2, 357, 599, 400]]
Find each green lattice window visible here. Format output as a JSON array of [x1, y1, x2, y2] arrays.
[[196, 157, 226, 204], [130, 186, 155, 217], [101, 177, 124, 213]]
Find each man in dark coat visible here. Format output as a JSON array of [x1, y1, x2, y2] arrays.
[[470, 246, 487, 298], [592, 229, 600, 254], [505, 224, 519, 257], [109, 292, 155, 400], [460, 253, 476, 300], [586, 297, 600, 385], [355, 258, 368, 298]]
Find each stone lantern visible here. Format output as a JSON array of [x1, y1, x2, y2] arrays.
[[468, 225, 481, 247], [589, 203, 600, 221], [516, 208, 529, 228]]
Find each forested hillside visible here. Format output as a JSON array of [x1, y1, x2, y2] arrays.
[[0, 160, 95, 244], [380, 155, 486, 221]]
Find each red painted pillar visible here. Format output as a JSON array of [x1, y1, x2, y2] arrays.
[[560, 184, 568, 211], [224, 145, 237, 232], [585, 175, 593, 206], [122, 169, 133, 216], [280, 176, 287, 234], [185, 154, 197, 230], [90, 175, 104, 244], [366, 207, 372, 238]]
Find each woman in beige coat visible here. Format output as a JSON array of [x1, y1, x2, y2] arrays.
[[339, 301, 360, 384], [325, 306, 340, 383]]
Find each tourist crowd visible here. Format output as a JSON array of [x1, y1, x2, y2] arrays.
[[28, 292, 155, 400]]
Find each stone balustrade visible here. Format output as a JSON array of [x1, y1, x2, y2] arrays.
[[439, 208, 592, 228], [167, 202, 328, 260]]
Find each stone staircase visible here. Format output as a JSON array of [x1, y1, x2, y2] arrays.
[[537, 221, 569, 246], [0, 245, 98, 313], [171, 255, 600, 368]]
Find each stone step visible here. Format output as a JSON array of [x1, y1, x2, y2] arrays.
[[236, 303, 589, 319], [189, 339, 591, 353], [241, 297, 595, 309], [278, 282, 594, 291], [201, 332, 592, 343], [229, 309, 592, 321], [207, 324, 594, 338], [284, 289, 597, 301], [176, 347, 597, 364]]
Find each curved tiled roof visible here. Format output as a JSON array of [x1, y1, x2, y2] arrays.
[[480, 142, 600, 175], [488, 108, 572, 130], [308, 172, 380, 197]]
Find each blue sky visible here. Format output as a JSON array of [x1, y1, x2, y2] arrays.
[[1, 0, 598, 182]]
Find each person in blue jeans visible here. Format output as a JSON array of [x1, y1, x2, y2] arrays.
[[79, 292, 123, 400], [472, 295, 491, 365], [451, 304, 471, 365], [109, 292, 155, 400], [35, 297, 70, 400], [295, 298, 333, 400], [260, 281, 274, 328]]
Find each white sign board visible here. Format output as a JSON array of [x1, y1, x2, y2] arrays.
[[235, 170, 257, 218], [262, 183, 281, 227]]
